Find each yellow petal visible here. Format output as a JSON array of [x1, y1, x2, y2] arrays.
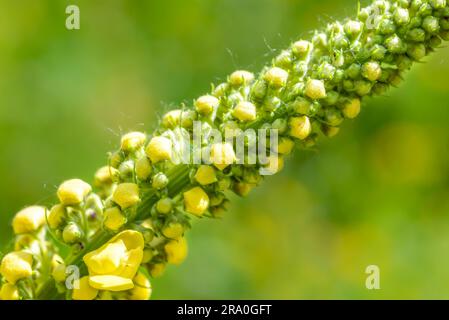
[[57, 179, 92, 205], [0, 251, 33, 284], [0, 283, 19, 300], [165, 237, 188, 265], [120, 248, 143, 279], [12, 206, 46, 234], [103, 207, 127, 231], [194, 165, 217, 185], [112, 183, 140, 209], [89, 275, 134, 291], [85, 240, 127, 275], [145, 136, 172, 163], [72, 276, 98, 300], [128, 272, 152, 300]]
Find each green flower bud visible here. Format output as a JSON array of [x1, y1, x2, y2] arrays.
[[344, 20, 362, 37], [371, 45, 387, 60], [422, 16, 440, 34], [264, 67, 289, 89], [274, 50, 293, 69], [407, 43, 427, 60], [372, 83, 390, 95], [162, 109, 182, 129], [396, 56, 414, 71], [354, 80, 373, 96], [429, 36, 442, 48], [324, 108, 344, 126], [156, 198, 173, 214], [272, 118, 288, 134], [318, 62, 336, 80], [212, 82, 229, 97], [210, 193, 225, 207], [321, 124, 340, 138], [263, 96, 282, 112], [290, 97, 313, 115], [251, 80, 268, 101], [362, 61, 382, 81], [180, 110, 197, 128], [323, 91, 339, 106], [394, 8, 410, 25], [342, 98, 361, 119], [119, 160, 135, 180], [379, 19, 396, 35], [229, 70, 254, 87], [62, 223, 82, 244], [109, 151, 124, 169], [431, 0, 447, 9], [152, 172, 169, 190], [385, 34, 407, 54], [345, 63, 361, 79], [312, 32, 328, 48], [441, 30, 449, 40], [441, 17, 449, 30], [292, 40, 311, 58], [407, 28, 426, 42]]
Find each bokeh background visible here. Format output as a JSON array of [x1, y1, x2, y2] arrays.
[[1, 0, 449, 299]]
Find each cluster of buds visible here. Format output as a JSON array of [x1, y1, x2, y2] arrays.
[[1, 0, 448, 300]]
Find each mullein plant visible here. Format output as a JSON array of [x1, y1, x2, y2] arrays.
[[1, 0, 449, 300]]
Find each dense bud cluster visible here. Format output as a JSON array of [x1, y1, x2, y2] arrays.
[[1, 0, 448, 300]]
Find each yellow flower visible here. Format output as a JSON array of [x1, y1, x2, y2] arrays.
[[112, 183, 140, 209], [135, 157, 152, 180], [162, 109, 182, 128], [83, 230, 144, 291], [233, 101, 257, 122], [289, 116, 312, 140], [12, 206, 46, 235], [305, 79, 326, 100], [94, 166, 119, 187], [0, 283, 19, 300], [194, 165, 217, 185], [229, 70, 254, 87], [120, 132, 147, 152], [165, 237, 188, 265], [0, 251, 33, 284], [264, 67, 289, 88], [145, 136, 172, 163], [103, 207, 127, 231], [47, 204, 66, 229], [210, 142, 236, 170], [57, 179, 92, 205], [183, 187, 209, 216], [128, 272, 152, 300], [72, 276, 98, 300], [342, 98, 361, 119], [195, 95, 219, 115], [162, 222, 184, 239]]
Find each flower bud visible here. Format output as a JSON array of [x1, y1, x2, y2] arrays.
[[103, 207, 127, 231], [109, 151, 124, 169], [274, 137, 295, 155], [210, 142, 236, 171], [12, 206, 46, 235], [135, 156, 152, 180], [371, 45, 387, 60], [113, 183, 140, 209], [318, 62, 336, 80], [362, 62, 382, 81], [264, 67, 289, 89], [162, 222, 184, 239], [216, 176, 231, 191], [180, 110, 197, 128], [423, 16, 440, 34], [263, 96, 281, 112], [274, 50, 293, 69], [354, 80, 373, 96], [14, 234, 39, 252], [162, 109, 182, 128], [344, 20, 362, 37], [0, 251, 33, 284], [321, 124, 340, 138], [118, 160, 135, 180], [156, 197, 173, 214], [0, 283, 19, 300], [289, 116, 312, 140], [194, 165, 217, 186], [260, 154, 284, 175], [195, 95, 219, 115], [164, 237, 188, 265], [385, 34, 406, 54], [145, 136, 172, 163], [407, 43, 427, 60], [52, 258, 67, 283], [324, 108, 344, 126], [430, 0, 447, 9], [62, 223, 82, 244], [305, 79, 326, 100], [183, 187, 209, 216], [292, 40, 311, 58], [152, 172, 169, 190], [120, 132, 147, 153], [342, 98, 361, 119], [148, 263, 166, 278], [232, 181, 255, 197], [229, 70, 255, 87], [233, 101, 257, 122], [142, 249, 154, 264], [129, 272, 152, 300], [394, 8, 410, 25], [57, 179, 92, 206], [212, 82, 229, 97], [407, 28, 426, 42], [94, 166, 119, 187], [48, 204, 66, 229]]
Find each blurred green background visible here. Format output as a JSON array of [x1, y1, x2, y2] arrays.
[[1, 0, 449, 299]]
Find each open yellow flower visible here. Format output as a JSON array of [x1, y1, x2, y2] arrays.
[[12, 206, 46, 234], [83, 230, 144, 291], [0, 251, 33, 284]]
